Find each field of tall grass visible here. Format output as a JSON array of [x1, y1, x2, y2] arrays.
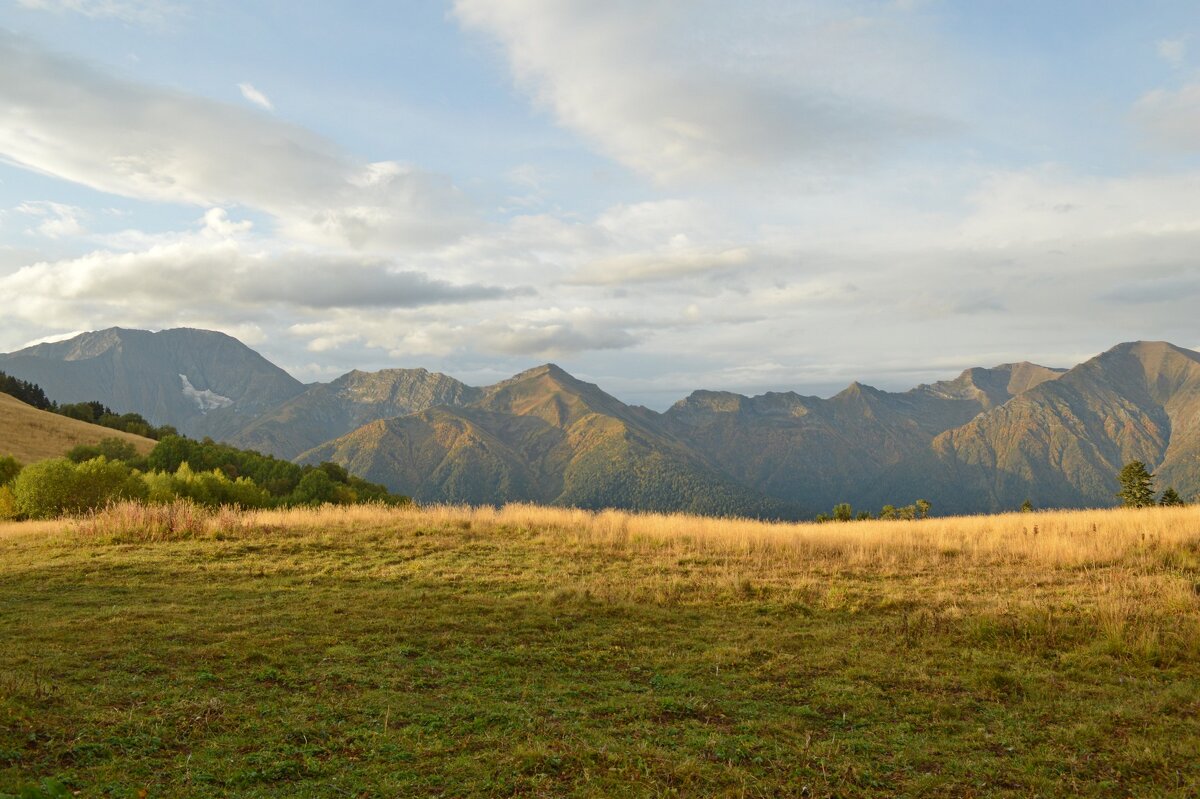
[[2, 501, 1199, 796]]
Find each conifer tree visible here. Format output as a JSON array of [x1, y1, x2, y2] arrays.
[[1116, 461, 1156, 508]]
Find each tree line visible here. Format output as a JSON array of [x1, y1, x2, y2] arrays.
[[815, 498, 931, 523], [0, 434, 409, 520]]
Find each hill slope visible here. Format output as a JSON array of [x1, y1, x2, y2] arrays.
[[0, 328, 304, 440], [0, 393, 155, 463]]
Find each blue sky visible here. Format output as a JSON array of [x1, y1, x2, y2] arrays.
[[1, 1, 1199, 407]]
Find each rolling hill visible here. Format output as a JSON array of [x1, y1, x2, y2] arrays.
[[0, 392, 155, 464]]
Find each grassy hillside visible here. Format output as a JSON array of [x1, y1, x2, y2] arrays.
[[0, 393, 155, 464], [1, 503, 1197, 796]]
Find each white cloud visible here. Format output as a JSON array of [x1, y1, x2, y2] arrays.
[[0, 213, 524, 332], [0, 31, 473, 250], [454, 0, 950, 184], [303, 307, 643, 360], [14, 201, 86, 238], [237, 82, 274, 111], [958, 167, 1200, 245]]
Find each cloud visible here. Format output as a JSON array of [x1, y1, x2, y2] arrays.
[[958, 167, 1200, 245], [454, 0, 950, 183], [13, 201, 86, 238], [570, 246, 751, 285], [0, 211, 523, 331], [333, 307, 643, 359], [15, 0, 178, 25], [0, 31, 473, 250], [1157, 37, 1188, 68], [237, 82, 274, 111], [1133, 83, 1200, 150]]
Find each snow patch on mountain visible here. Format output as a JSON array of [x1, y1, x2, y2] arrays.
[[180, 374, 234, 412]]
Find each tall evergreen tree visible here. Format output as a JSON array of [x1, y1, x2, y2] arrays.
[[1116, 461, 1156, 508]]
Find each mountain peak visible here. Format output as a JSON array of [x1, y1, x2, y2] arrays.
[[834, 381, 882, 399], [479, 363, 630, 428]]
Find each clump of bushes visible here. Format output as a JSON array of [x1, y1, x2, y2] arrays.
[[0, 436, 409, 521], [815, 498, 931, 523], [11, 457, 146, 519]]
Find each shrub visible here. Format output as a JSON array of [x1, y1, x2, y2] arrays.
[[0, 455, 20, 486], [0, 486, 17, 520], [66, 437, 142, 466], [289, 469, 354, 506], [12, 457, 145, 519], [144, 463, 270, 509], [12, 459, 78, 519]]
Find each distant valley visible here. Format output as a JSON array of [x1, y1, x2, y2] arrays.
[[3, 328, 1198, 518]]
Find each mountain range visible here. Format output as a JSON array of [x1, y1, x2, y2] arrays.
[[2, 327, 1197, 517]]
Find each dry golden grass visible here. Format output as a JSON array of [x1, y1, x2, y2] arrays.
[[4, 499, 1199, 795], [17, 498, 1200, 662], [228, 500, 1200, 569], [217, 501, 1200, 662], [0, 392, 155, 464]]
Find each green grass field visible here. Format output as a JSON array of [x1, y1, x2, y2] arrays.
[[1, 503, 1198, 797]]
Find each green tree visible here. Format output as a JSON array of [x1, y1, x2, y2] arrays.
[[1020, 499, 1033, 513], [14, 457, 147, 519], [1116, 461, 1156, 508], [0, 454, 20, 521], [832, 503, 853, 522], [0, 455, 20, 487], [12, 459, 78, 519], [66, 437, 141, 465], [1159, 486, 1185, 507], [915, 499, 931, 519], [879, 504, 897, 520]]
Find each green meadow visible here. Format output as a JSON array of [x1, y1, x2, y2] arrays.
[[2, 502, 1198, 797]]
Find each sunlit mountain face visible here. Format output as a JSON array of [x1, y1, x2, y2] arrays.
[[6, 329, 1200, 517]]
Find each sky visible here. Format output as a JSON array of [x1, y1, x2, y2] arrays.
[[1, 0, 1199, 408]]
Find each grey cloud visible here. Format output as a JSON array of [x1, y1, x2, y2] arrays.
[[484, 322, 638, 357], [1098, 274, 1200, 305], [240, 256, 531, 309], [0, 229, 524, 333], [569, 247, 751, 286]]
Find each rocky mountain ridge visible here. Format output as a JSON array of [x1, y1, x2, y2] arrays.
[[3, 328, 1196, 516]]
